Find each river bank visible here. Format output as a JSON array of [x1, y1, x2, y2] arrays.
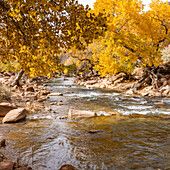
[[73, 66, 170, 98]]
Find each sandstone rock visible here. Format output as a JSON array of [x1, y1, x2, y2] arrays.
[[0, 103, 17, 117], [15, 167, 32, 170], [141, 91, 149, 96], [0, 161, 14, 170], [126, 89, 134, 95], [42, 91, 51, 95], [84, 80, 97, 85], [149, 90, 162, 97], [109, 112, 121, 116], [25, 86, 34, 92], [80, 82, 85, 86], [3, 72, 11, 77], [132, 67, 144, 78], [87, 130, 105, 134], [153, 102, 166, 108], [57, 102, 64, 106], [59, 164, 78, 170], [48, 93, 63, 96], [2, 108, 28, 123], [68, 109, 97, 119], [0, 139, 6, 148]]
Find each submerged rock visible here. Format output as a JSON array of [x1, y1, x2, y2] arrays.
[[48, 93, 63, 96], [25, 86, 35, 92], [87, 130, 105, 134], [0, 139, 6, 148], [0, 161, 14, 170], [68, 109, 97, 119], [2, 108, 28, 123], [59, 164, 78, 170], [15, 167, 32, 170], [0, 103, 17, 117]]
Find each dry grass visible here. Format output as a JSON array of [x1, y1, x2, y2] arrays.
[[0, 85, 11, 102]]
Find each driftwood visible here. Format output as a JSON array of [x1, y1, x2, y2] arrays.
[[11, 69, 24, 87], [132, 62, 170, 93]]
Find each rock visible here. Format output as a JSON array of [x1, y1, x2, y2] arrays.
[[57, 102, 64, 106], [84, 80, 97, 85], [87, 130, 105, 134], [0, 103, 17, 117], [0, 139, 6, 148], [59, 164, 78, 170], [25, 86, 34, 92], [68, 109, 97, 119], [149, 90, 162, 97], [48, 93, 63, 96], [58, 116, 68, 119], [132, 67, 144, 78], [42, 91, 51, 95], [15, 167, 32, 170], [2, 108, 28, 123], [126, 89, 134, 95], [0, 161, 14, 170], [109, 112, 121, 116], [3, 72, 11, 77], [153, 102, 166, 108], [141, 91, 149, 96]]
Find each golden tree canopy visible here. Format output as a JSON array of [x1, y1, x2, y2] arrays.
[[0, 0, 106, 77], [92, 0, 170, 76]]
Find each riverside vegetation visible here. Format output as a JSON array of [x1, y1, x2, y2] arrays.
[[0, 0, 170, 169]]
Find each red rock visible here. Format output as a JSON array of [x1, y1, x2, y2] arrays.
[[25, 86, 34, 92], [0, 161, 14, 170], [68, 109, 97, 119], [15, 167, 32, 170], [0, 103, 17, 117], [2, 108, 28, 123], [0, 139, 6, 148], [59, 164, 78, 170]]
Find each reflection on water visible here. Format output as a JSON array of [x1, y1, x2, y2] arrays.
[[0, 78, 170, 169]]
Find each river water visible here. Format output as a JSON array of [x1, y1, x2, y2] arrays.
[[0, 78, 170, 169]]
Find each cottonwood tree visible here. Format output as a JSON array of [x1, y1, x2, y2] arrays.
[[0, 0, 106, 85], [92, 0, 169, 77]]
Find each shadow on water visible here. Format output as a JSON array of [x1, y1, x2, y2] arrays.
[[0, 78, 170, 169]]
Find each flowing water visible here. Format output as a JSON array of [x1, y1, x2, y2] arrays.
[[0, 78, 170, 169]]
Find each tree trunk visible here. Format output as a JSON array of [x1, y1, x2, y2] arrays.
[[11, 69, 24, 87]]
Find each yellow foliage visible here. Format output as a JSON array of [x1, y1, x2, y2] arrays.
[[92, 0, 169, 76], [0, 0, 105, 77]]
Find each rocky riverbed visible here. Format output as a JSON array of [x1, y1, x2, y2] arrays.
[[74, 66, 170, 98], [0, 71, 170, 169]]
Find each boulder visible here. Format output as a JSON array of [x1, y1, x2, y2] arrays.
[[0, 161, 14, 170], [84, 80, 97, 85], [132, 67, 144, 78], [0, 139, 6, 148], [87, 130, 105, 134], [42, 91, 51, 95], [126, 89, 134, 95], [25, 86, 35, 92], [59, 164, 78, 170], [2, 108, 28, 123], [68, 109, 97, 119], [48, 93, 63, 96], [0, 103, 17, 117], [15, 167, 32, 170]]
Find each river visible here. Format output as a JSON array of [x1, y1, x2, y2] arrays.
[[0, 78, 170, 169]]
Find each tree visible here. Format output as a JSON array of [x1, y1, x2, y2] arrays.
[[92, 0, 170, 77], [0, 0, 106, 85]]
